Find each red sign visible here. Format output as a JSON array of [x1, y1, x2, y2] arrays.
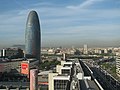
[[21, 63, 29, 75], [22, 64, 28, 69]]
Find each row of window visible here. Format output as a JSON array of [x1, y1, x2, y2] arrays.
[[54, 80, 68, 90]]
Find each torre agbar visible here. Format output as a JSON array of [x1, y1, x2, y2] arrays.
[[25, 11, 41, 62]]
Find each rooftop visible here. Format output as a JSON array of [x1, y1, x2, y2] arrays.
[[53, 75, 70, 80], [38, 70, 52, 75]]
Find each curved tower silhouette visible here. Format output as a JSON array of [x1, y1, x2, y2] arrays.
[[25, 11, 41, 62]]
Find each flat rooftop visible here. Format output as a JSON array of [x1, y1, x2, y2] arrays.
[[61, 67, 71, 70], [53, 75, 70, 80], [38, 70, 52, 75], [63, 62, 73, 65]]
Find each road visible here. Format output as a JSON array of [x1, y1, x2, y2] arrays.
[[85, 61, 120, 90]]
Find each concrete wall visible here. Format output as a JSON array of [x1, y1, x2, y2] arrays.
[[56, 65, 63, 74], [48, 73, 58, 90]]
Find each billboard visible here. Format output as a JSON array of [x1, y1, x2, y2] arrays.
[[21, 62, 29, 75]]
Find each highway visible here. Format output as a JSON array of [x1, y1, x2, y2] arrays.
[[79, 60, 102, 90], [91, 67, 114, 90], [85, 61, 120, 90]]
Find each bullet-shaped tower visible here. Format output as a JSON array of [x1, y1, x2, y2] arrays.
[[25, 11, 41, 62]]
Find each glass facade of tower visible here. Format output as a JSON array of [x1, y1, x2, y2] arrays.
[[25, 11, 40, 61]]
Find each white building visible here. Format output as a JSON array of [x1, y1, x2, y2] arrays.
[[116, 56, 120, 77], [53, 75, 70, 90], [83, 44, 88, 54], [104, 49, 108, 54], [49, 73, 58, 90], [48, 59, 84, 90]]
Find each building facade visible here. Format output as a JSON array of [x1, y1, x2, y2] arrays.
[[53, 76, 70, 90], [30, 69, 38, 90], [83, 44, 88, 54], [25, 11, 41, 62], [1, 48, 24, 59], [116, 56, 120, 77]]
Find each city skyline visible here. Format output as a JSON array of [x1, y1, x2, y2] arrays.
[[0, 0, 120, 49]]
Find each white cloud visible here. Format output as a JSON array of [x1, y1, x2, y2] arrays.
[[66, 0, 103, 9], [0, 0, 120, 48], [32, 2, 53, 7], [0, 2, 120, 35], [43, 24, 120, 34]]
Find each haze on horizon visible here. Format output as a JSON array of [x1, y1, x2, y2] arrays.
[[0, 0, 120, 49]]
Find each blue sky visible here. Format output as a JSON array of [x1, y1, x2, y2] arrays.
[[0, 0, 120, 48]]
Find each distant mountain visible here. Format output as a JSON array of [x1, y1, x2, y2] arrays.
[[12, 45, 25, 50]]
